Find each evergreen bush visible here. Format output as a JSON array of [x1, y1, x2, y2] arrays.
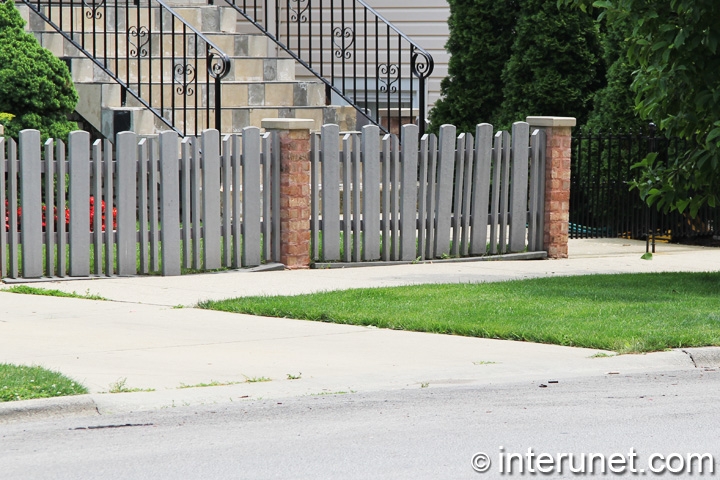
[[0, 0, 78, 142], [498, 0, 604, 128], [428, 0, 519, 134]]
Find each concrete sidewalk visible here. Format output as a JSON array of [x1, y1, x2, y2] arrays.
[[1, 238, 719, 420]]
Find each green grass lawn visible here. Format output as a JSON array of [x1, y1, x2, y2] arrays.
[[0, 364, 88, 402], [198, 272, 720, 354]]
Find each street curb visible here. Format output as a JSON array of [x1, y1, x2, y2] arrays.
[[681, 347, 720, 370], [0, 394, 99, 424]]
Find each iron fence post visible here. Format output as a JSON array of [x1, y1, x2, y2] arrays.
[[647, 122, 657, 253]]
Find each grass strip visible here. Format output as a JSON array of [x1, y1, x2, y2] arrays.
[[3, 285, 107, 300], [198, 272, 720, 354], [0, 364, 88, 402]]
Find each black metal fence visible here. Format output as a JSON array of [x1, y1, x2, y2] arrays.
[[221, 0, 434, 135], [570, 126, 719, 241], [21, 0, 231, 136]]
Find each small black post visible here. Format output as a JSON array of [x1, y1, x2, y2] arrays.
[[215, 76, 222, 132], [418, 76, 426, 136]]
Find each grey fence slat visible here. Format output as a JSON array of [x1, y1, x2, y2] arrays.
[[138, 139, 150, 274], [117, 132, 137, 276], [231, 135, 242, 268], [0, 137, 6, 278], [362, 125, 380, 261], [528, 130, 541, 251], [400, 124, 419, 261], [103, 140, 114, 276], [242, 127, 261, 267], [149, 142, 160, 273], [191, 139, 201, 269], [461, 133, 474, 256], [536, 130, 547, 250], [181, 138, 193, 269], [499, 131, 511, 253], [451, 133, 465, 258], [262, 132, 271, 263], [19, 130, 42, 278], [342, 134, 352, 262], [425, 134, 438, 259], [202, 130, 221, 270], [222, 135, 232, 267], [310, 133, 320, 261], [510, 122, 530, 252], [391, 135, 400, 260], [434, 125, 456, 257], [417, 134, 429, 260], [44, 139, 55, 278], [271, 132, 281, 262], [8, 139, 18, 278], [56, 141, 67, 277], [321, 124, 340, 260], [351, 133, 361, 262], [160, 131, 181, 276], [470, 124, 493, 255], [381, 134, 391, 261], [69, 131, 90, 277], [92, 140, 102, 276], [489, 132, 502, 255]]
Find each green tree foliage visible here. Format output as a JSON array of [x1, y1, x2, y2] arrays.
[[584, 17, 646, 133], [0, 0, 78, 142], [498, 0, 604, 128], [561, 0, 720, 216], [428, 0, 519, 134]]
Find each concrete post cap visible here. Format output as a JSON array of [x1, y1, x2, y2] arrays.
[[525, 116, 577, 128], [261, 118, 315, 130]]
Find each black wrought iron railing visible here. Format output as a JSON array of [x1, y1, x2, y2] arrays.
[[571, 126, 719, 242], [20, 0, 231, 136], [221, 0, 434, 134]]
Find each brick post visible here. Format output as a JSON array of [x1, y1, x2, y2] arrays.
[[527, 116, 576, 259], [261, 118, 314, 269]]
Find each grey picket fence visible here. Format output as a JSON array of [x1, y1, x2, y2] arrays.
[[2, 121, 546, 280], [0, 128, 279, 279], [311, 122, 547, 263]]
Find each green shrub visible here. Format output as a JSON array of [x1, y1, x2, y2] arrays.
[[428, 0, 519, 134], [0, 0, 78, 142], [498, 0, 604, 128]]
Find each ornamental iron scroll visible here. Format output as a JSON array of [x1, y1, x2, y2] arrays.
[[289, 0, 310, 23], [378, 64, 399, 94], [207, 47, 231, 79], [174, 63, 196, 96], [82, 0, 104, 19], [332, 27, 354, 59], [411, 48, 433, 80], [128, 26, 150, 58]]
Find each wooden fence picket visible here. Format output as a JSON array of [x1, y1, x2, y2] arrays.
[[321, 124, 340, 261], [510, 122, 530, 252], [19, 130, 42, 278]]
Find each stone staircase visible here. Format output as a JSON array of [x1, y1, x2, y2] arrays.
[[18, 0, 357, 138]]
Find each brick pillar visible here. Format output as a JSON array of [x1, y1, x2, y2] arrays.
[[261, 118, 314, 269], [527, 116, 576, 259]]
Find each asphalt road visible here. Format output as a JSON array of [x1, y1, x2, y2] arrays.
[[2, 368, 718, 479]]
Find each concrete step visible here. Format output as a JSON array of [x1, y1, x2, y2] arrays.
[[22, 3, 243, 36]]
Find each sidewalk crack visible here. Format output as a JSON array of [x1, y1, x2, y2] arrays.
[[681, 349, 698, 368]]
